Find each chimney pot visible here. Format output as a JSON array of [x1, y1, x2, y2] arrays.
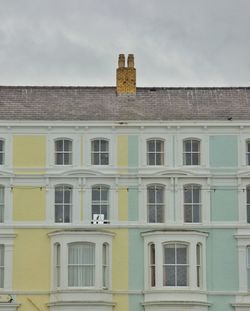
[[127, 54, 134, 68], [118, 54, 125, 68]]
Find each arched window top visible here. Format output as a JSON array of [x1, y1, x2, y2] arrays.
[[147, 183, 165, 189], [54, 138, 72, 165], [91, 139, 109, 165], [147, 139, 164, 166], [55, 184, 73, 190], [183, 139, 200, 166], [184, 183, 202, 190]]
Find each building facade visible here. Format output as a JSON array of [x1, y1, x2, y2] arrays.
[[0, 54, 250, 311]]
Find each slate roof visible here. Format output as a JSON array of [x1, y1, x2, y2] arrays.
[[0, 86, 250, 121]]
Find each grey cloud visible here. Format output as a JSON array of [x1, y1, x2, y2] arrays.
[[0, 0, 249, 86]]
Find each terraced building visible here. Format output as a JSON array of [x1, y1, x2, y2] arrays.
[[0, 54, 250, 311]]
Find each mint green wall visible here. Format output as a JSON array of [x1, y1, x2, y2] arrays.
[[129, 295, 143, 311], [128, 136, 138, 167], [129, 229, 144, 290], [206, 229, 238, 291], [211, 186, 238, 221], [208, 295, 234, 311], [128, 188, 139, 221], [209, 135, 238, 167]]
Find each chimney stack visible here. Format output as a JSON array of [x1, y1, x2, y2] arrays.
[[116, 54, 136, 95]]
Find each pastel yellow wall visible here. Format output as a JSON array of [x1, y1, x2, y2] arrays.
[[117, 136, 128, 169], [13, 187, 46, 221], [16, 295, 49, 311], [13, 135, 46, 168], [13, 229, 50, 291], [112, 229, 129, 311], [118, 188, 128, 221]]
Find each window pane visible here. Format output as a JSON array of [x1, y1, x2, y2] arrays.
[[184, 188, 192, 203], [247, 154, 250, 165], [247, 142, 250, 152], [64, 188, 72, 203], [247, 188, 250, 204], [64, 205, 71, 222], [156, 205, 164, 222], [148, 205, 156, 223], [100, 205, 108, 219], [147, 153, 155, 165], [55, 140, 63, 151], [55, 205, 63, 222], [55, 188, 63, 203], [184, 205, 192, 222], [92, 140, 99, 151], [64, 140, 72, 151], [0, 154, 3, 165], [155, 153, 163, 165], [148, 188, 155, 204], [192, 140, 200, 152], [92, 188, 100, 201], [56, 153, 63, 165], [0, 141, 3, 152], [193, 187, 200, 203], [247, 248, 250, 265], [192, 153, 199, 165], [150, 244, 155, 264], [193, 204, 201, 222], [247, 205, 250, 223], [92, 205, 100, 216], [155, 140, 163, 152], [164, 245, 175, 264], [177, 246, 187, 264], [64, 153, 72, 165], [92, 153, 99, 165], [0, 188, 4, 204], [184, 153, 191, 165], [101, 140, 108, 152], [184, 140, 191, 152], [163, 266, 175, 286], [101, 188, 108, 201], [156, 188, 163, 203], [177, 266, 187, 286], [147, 140, 155, 152], [247, 268, 250, 290], [101, 153, 109, 165]]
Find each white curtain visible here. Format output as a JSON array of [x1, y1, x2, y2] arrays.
[[68, 243, 95, 287]]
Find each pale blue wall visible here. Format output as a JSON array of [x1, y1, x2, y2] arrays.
[[128, 136, 138, 167], [208, 295, 235, 311], [206, 229, 238, 291], [209, 135, 238, 167], [211, 186, 238, 221], [128, 188, 139, 221]]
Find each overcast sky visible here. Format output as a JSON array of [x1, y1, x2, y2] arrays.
[[0, 0, 249, 87]]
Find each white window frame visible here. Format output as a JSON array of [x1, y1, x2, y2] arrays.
[[142, 231, 207, 291], [91, 138, 109, 166], [183, 138, 201, 166], [235, 233, 250, 292], [141, 179, 171, 224], [147, 184, 165, 223], [54, 138, 73, 166], [0, 233, 16, 291], [0, 135, 11, 168], [0, 139, 5, 166], [141, 134, 170, 168], [47, 134, 80, 168], [49, 231, 114, 291], [85, 134, 114, 167], [91, 184, 110, 223], [84, 179, 117, 224], [183, 184, 202, 223], [146, 139, 165, 166], [176, 134, 207, 168], [54, 184, 73, 223], [47, 179, 80, 225], [176, 179, 210, 225]]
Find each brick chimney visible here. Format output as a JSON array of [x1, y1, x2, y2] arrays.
[[116, 54, 136, 95]]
